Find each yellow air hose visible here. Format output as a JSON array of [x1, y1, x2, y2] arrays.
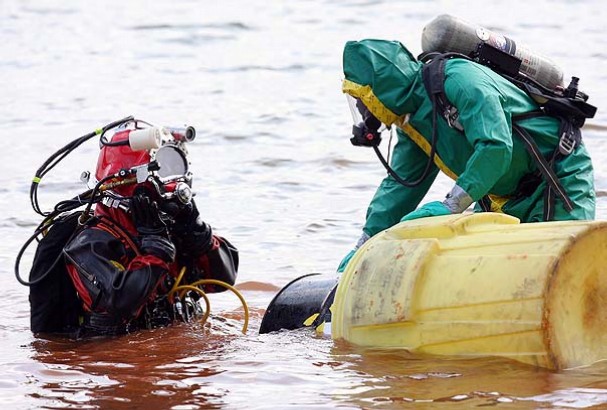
[[170, 267, 187, 293], [167, 267, 250, 334]]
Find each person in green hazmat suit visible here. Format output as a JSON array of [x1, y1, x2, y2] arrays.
[[338, 39, 595, 272]]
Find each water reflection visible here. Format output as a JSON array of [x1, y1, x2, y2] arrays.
[[29, 323, 236, 409], [329, 345, 607, 409], [21, 297, 607, 409]]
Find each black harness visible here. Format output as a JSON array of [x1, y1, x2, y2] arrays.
[[420, 45, 596, 221]]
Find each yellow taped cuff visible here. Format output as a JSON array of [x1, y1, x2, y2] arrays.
[[95, 128, 103, 135], [32, 177, 41, 184], [486, 194, 510, 213]]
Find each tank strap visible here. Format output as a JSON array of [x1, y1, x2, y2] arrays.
[[511, 123, 574, 214], [421, 53, 465, 132], [421, 53, 576, 219]]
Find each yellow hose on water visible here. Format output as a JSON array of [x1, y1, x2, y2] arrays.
[[189, 279, 250, 334]]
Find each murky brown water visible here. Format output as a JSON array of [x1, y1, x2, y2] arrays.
[[3, 0, 607, 408]]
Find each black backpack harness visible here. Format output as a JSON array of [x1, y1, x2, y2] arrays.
[[420, 43, 596, 221]]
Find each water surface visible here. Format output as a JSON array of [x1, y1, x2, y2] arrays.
[[2, 1, 607, 408]]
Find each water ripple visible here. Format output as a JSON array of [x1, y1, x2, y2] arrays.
[[130, 22, 254, 32], [161, 34, 238, 45], [205, 64, 310, 73]]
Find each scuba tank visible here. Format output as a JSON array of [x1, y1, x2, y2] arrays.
[[422, 14, 564, 91]]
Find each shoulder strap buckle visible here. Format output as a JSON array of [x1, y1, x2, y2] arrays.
[[558, 121, 581, 156]]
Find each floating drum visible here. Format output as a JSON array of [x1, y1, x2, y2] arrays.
[[331, 212, 607, 369]]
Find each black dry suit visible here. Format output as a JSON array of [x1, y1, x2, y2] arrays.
[[29, 203, 239, 337]]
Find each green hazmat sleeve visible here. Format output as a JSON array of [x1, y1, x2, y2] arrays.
[[444, 63, 514, 201], [363, 129, 439, 237]]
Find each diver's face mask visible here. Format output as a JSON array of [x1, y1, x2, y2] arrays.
[[140, 144, 195, 224], [346, 95, 386, 147], [133, 143, 192, 196], [145, 144, 194, 206], [94, 123, 196, 212]]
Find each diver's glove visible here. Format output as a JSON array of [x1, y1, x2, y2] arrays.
[[131, 194, 168, 236], [171, 199, 214, 257], [401, 185, 473, 222], [131, 193, 176, 263], [337, 231, 370, 273]]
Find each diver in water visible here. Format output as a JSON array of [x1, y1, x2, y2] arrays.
[[338, 39, 596, 271], [21, 118, 239, 337]]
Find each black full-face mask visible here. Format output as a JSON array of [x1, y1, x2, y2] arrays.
[[346, 95, 384, 147]]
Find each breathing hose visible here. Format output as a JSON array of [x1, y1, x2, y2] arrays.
[[30, 116, 134, 217], [371, 101, 439, 188]]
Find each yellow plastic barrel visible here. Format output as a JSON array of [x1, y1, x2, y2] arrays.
[[331, 212, 607, 369]]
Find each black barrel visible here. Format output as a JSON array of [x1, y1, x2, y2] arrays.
[[259, 273, 338, 334]]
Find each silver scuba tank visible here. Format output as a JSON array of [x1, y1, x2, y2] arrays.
[[421, 14, 564, 91]]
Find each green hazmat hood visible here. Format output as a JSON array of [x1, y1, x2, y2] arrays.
[[342, 40, 425, 126]]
